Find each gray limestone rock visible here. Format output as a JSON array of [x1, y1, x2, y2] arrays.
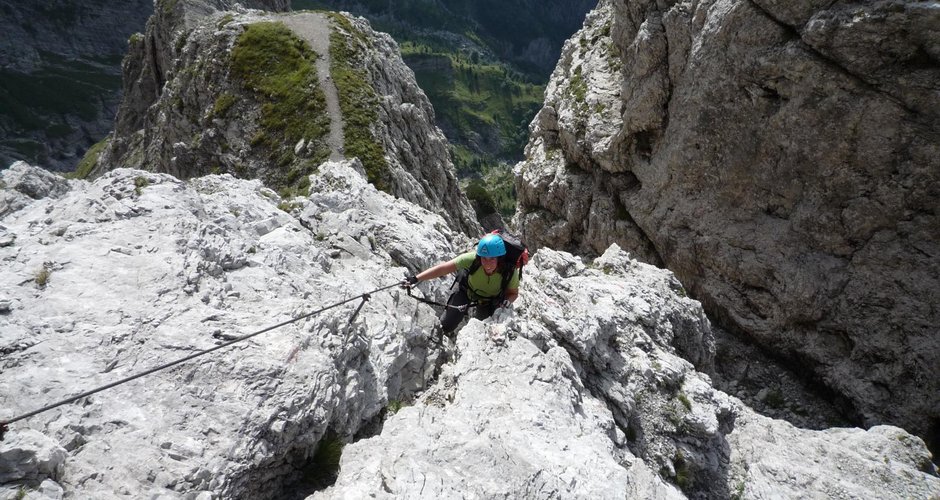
[[0, 429, 66, 485], [514, 0, 940, 448], [1, 164, 937, 498], [0, 162, 72, 219], [318, 246, 940, 499], [94, 1, 478, 237]]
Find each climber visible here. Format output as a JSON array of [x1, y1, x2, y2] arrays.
[[401, 233, 521, 334]]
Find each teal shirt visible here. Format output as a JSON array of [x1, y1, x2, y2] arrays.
[[452, 251, 520, 300]]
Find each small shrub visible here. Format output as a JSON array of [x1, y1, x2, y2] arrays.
[[674, 450, 692, 491], [732, 481, 745, 500], [387, 399, 406, 414], [35, 266, 51, 288], [14, 486, 28, 500]]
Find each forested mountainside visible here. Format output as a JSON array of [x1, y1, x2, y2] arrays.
[[0, 0, 152, 172], [293, 0, 597, 220]]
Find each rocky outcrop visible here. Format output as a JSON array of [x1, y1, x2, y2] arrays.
[[514, 0, 940, 451], [94, 0, 478, 236], [0, 0, 152, 171], [2, 163, 937, 499], [0, 161, 463, 499]]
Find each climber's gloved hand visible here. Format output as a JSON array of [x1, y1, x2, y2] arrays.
[[499, 300, 513, 310], [400, 275, 419, 289]]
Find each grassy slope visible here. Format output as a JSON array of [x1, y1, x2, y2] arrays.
[[231, 21, 330, 196]]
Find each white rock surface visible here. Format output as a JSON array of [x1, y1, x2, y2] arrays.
[[320, 246, 940, 499], [0, 162, 459, 498], [1, 163, 937, 499]]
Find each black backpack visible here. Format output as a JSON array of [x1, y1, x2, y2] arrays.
[[465, 229, 530, 301]]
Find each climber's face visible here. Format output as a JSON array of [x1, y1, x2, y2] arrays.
[[481, 256, 499, 274]]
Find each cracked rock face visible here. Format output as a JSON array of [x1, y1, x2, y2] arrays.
[[514, 0, 940, 447], [319, 247, 940, 499], [0, 161, 463, 499]]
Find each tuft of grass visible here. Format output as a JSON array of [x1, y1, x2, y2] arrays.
[[732, 481, 746, 500], [387, 399, 410, 414], [134, 176, 149, 195], [327, 13, 391, 192], [211, 92, 237, 118], [231, 21, 330, 192], [35, 266, 51, 288], [569, 65, 587, 104], [14, 487, 28, 500], [678, 392, 692, 411], [674, 450, 692, 491]]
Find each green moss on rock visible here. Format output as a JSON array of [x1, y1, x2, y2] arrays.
[[231, 21, 330, 191], [72, 136, 109, 179], [327, 13, 391, 193]]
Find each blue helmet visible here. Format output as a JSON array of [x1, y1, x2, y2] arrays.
[[476, 234, 506, 257]]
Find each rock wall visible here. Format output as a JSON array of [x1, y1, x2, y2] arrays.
[[514, 0, 940, 449], [94, 0, 479, 236]]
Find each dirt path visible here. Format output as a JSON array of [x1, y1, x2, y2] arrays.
[[281, 13, 344, 161]]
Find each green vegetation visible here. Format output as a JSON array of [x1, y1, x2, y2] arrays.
[[732, 481, 746, 500], [211, 93, 237, 118], [387, 399, 409, 414], [678, 392, 692, 411], [455, 147, 518, 218], [569, 65, 588, 104], [464, 178, 497, 219], [217, 13, 235, 28], [674, 450, 692, 491], [35, 266, 51, 288], [134, 176, 149, 195], [71, 137, 109, 179], [14, 487, 27, 500], [231, 21, 330, 192], [290, 0, 591, 219], [403, 46, 543, 166], [0, 54, 121, 129], [327, 13, 391, 192]]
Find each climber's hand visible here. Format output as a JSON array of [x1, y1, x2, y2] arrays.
[[400, 275, 419, 289]]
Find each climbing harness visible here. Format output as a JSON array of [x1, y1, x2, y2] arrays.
[[0, 282, 402, 442]]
